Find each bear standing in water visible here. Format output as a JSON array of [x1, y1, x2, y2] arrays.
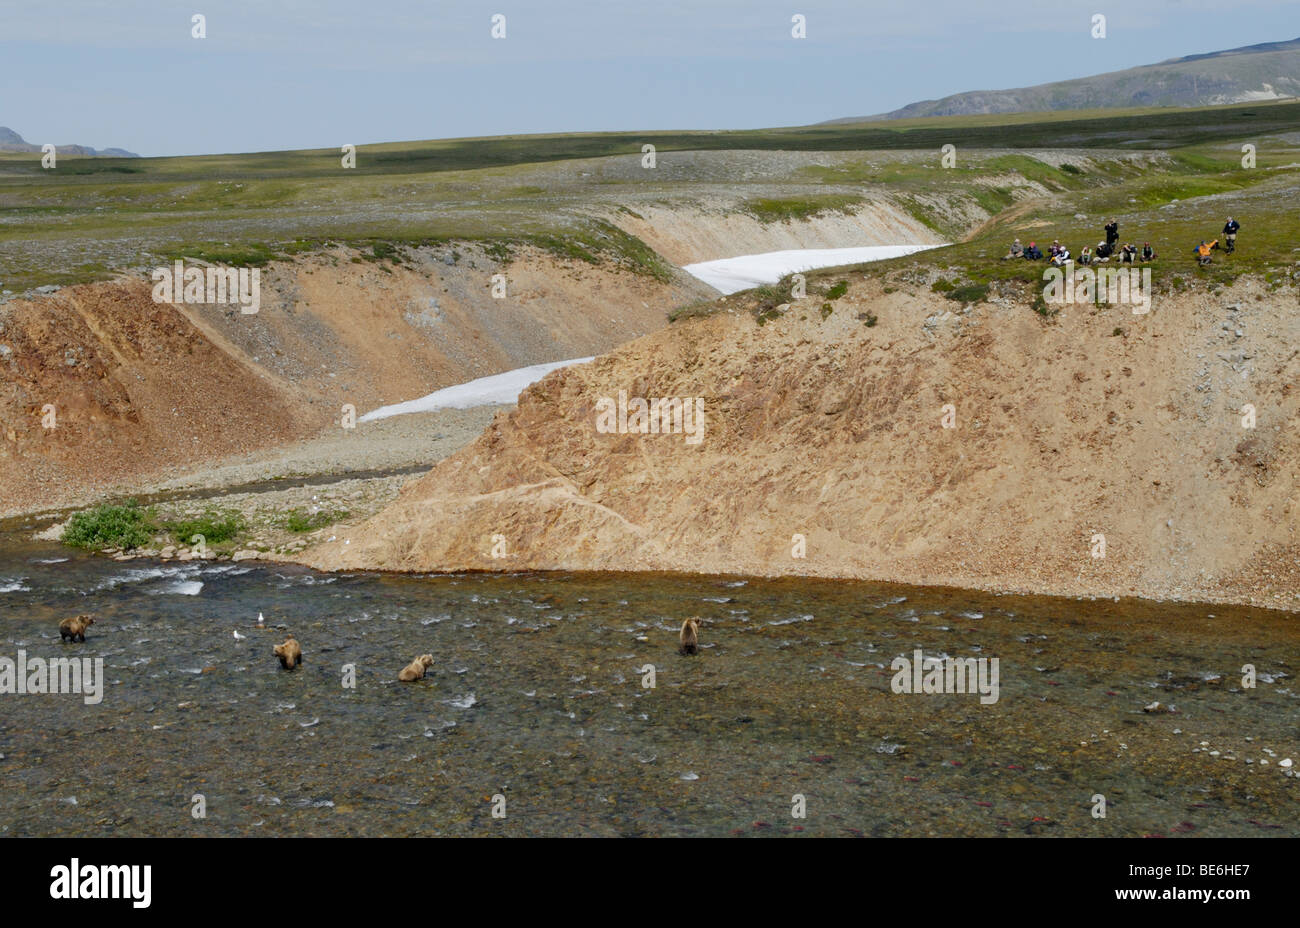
[[679, 617, 701, 655], [398, 654, 435, 682], [273, 636, 302, 670], [59, 614, 96, 642]]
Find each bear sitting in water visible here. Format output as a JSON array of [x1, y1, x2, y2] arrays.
[[273, 636, 302, 670], [398, 654, 435, 682], [59, 614, 96, 643], [679, 617, 701, 655]]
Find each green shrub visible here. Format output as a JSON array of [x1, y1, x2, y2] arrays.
[[284, 509, 348, 533], [825, 280, 849, 300], [63, 500, 155, 550], [931, 278, 955, 292], [820, 302, 833, 319], [159, 510, 245, 545], [946, 283, 989, 303], [750, 276, 796, 318], [171, 242, 279, 267], [668, 299, 717, 323], [371, 241, 400, 262], [482, 241, 512, 263]]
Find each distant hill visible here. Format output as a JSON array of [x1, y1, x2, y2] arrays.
[[829, 37, 1300, 122], [0, 126, 138, 157]]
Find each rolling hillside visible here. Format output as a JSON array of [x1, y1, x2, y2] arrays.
[[829, 38, 1300, 121]]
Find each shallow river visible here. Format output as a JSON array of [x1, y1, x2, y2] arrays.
[[0, 524, 1295, 837]]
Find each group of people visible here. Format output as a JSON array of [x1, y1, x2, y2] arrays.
[[1002, 218, 1155, 267], [1003, 214, 1244, 267]]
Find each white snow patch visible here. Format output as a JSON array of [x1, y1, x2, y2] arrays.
[[683, 244, 943, 295], [359, 358, 595, 423]]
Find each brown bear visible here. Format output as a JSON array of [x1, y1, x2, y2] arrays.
[[679, 617, 701, 655], [398, 654, 435, 682], [59, 614, 96, 643], [273, 636, 302, 670]]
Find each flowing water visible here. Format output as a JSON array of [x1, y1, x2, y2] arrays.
[[0, 521, 1296, 837]]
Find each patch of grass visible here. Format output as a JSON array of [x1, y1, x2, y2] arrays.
[[861, 312, 878, 327], [820, 302, 833, 319], [895, 195, 955, 237], [971, 186, 1018, 215], [169, 242, 281, 267], [283, 509, 348, 533], [751, 275, 806, 325], [742, 194, 864, 223], [159, 510, 246, 545], [668, 299, 718, 323], [369, 241, 402, 263], [825, 280, 849, 300], [598, 224, 676, 282], [527, 233, 601, 266], [482, 240, 512, 263], [752, 276, 798, 311], [57, 162, 144, 175], [62, 500, 155, 551], [931, 278, 955, 292], [525, 221, 674, 282], [946, 283, 990, 303]]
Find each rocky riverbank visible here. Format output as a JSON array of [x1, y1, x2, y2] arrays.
[[24, 406, 504, 562]]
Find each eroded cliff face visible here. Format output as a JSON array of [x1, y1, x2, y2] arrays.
[[302, 276, 1299, 611], [0, 244, 711, 515], [607, 199, 949, 265]]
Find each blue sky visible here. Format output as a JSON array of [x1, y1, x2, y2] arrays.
[[1, 0, 1297, 156]]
